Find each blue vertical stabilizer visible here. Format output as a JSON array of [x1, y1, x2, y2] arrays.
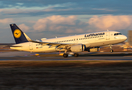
[[10, 24, 29, 44]]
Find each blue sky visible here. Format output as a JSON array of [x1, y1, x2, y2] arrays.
[[0, 0, 131, 43]]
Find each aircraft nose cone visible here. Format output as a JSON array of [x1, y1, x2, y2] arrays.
[[124, 35, 127, 40], [121, 35, 127, 40]]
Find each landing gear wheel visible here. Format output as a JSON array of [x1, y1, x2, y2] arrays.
[[74, 53, 79, 57], [110, 49, 113, 53], [63, 53, 68, 58], [109, 45, 113, 53]]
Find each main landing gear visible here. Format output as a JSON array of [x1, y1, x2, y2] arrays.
[[63, 50, 68, 58], [74, 53, 79, 57], [63, 53, 68, 58], [63, 53, 79, 58]]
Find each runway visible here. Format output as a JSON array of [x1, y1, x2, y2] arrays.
[[0, 51, 132, 60]]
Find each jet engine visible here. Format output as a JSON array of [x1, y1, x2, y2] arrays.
[[70, 44, 86, 52]]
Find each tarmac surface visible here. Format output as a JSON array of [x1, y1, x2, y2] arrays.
[[0, 51, 132, 90], [0, 51, 132, 60]]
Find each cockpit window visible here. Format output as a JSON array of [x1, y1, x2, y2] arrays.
[[114, 33, 122, 36]]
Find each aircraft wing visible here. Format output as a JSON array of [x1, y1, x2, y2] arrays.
[[31, 40, 77, 48]]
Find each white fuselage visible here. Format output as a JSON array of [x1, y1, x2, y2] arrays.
[[10, 31, 127, 52]]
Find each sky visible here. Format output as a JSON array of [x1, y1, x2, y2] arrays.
[[0, 0, 132, 43]]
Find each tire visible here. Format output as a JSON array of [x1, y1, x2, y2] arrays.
[[74, 53, 79, 57], [111, 50, 113, 53], [63, 53, 68, 58]]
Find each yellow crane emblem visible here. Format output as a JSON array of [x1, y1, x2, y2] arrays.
[[14, 29, 21, 38]]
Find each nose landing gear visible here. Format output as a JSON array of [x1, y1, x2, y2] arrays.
[[110, 45, 113, 53]]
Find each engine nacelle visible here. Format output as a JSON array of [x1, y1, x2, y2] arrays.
[[70, 44, 86, 52]]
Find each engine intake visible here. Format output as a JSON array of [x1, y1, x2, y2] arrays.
[[70, 44, 86, 52]]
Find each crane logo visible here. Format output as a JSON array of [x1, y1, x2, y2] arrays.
[[14, 29, 21, 38]]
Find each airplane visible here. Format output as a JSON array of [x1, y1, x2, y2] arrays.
[[10, 24, 127, 58]]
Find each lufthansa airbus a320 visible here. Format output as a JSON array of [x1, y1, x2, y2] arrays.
[[10, 24, 127, 58]]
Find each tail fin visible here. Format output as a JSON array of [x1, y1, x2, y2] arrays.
[[10, 24, 29, 44]]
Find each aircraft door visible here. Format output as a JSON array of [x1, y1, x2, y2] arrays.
[[29, 42, 33, 50], [106, 32, 110, 40]]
